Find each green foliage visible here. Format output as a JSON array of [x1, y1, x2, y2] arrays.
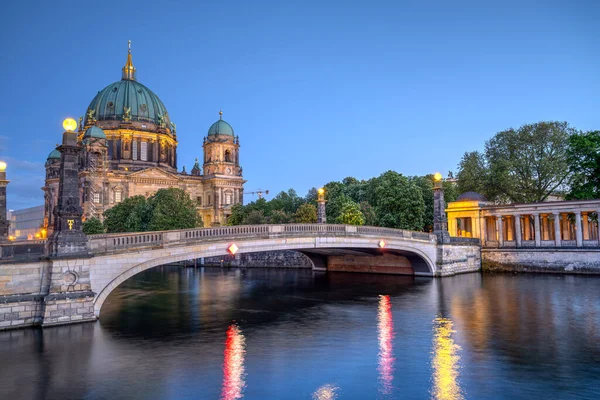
[[456, 151, 488, 195], [336, 200, 365, 225], [566, 130, 600, 200], [412, 175, 434, 231], [456, 121, 575, 203], [269, 210, 292, 224], [103, 189, 201, 233], [103, 195, 148, 233], [371, 171, 425, 230], [269, 189, 304, 215], [227, 204, 246, 226], [294, 203, 317, 223], [147, 188, 202, 231], [359, 201, 377, 226], [244, 210, 266, 225], [304, 187, 318, 205], [82, 217, 104, 235]]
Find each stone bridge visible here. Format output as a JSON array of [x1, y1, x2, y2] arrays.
[[0, 224, 480, 330]]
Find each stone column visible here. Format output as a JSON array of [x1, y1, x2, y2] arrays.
[[317, 188, 327, 224], [575, 212, 583, 247], [553, 212, 562, 247], [533, 213, 541, 247], [514, 214, 522, 247], [497, 216, 504, 247], [582, 212, 590, 240], [479, 215, 486, 246], [0, 164, 9, 241], [47, 130, 88, 256], [432, 178, 450, 242], [541, 214, 549, 241], [562, 213, 570, 241]]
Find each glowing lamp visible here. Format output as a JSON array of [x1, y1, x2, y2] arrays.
[[433, 172, 443, 182], [62, 118, 77, 132], [228, 243, 239, 255], [0, 161, 6, 172], [318, 188, 325, 195], [379, 240, 386, 248]]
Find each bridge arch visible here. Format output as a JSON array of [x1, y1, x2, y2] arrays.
[[92, 237, 437, 318]]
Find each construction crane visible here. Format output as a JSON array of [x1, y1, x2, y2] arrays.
[[243, 189, 270, 199]]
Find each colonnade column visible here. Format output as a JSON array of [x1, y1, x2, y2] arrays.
[[479, 215, 486, 245], [575, 212, 583, 247], [553, 212, 561, 247], [541, 214, 549, 240], [514, 214, 522, 247], [496, 216, 504, 247], [597, 210, 600, 247], [582, 212, 590, 241], [533, 213, 541, 247]]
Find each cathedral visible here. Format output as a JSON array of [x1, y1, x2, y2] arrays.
[[43, 43, 245, 233]]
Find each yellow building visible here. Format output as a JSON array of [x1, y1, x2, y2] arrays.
[[43, 44, 245, 232]]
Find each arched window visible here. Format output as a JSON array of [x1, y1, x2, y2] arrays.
[[225, 150, 231, 162]]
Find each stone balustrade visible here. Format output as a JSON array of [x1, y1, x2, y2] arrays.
[[85, 224, 438, 255]]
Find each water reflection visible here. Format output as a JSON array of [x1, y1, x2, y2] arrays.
[[312, 383, 339, 400], [378, 295, 395, 395], [221, 324, 246, 400], [431, 317, 463, 400]]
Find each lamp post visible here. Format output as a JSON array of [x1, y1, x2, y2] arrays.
[[47, 118, 88, 256], [433, 172, 450, 243], [317, 188, 327, 224], [0, 161, 9, 241]]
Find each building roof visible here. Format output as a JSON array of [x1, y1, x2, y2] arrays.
[[47, 149, 61, 160], [456, 191, 487, 202], [83, 126, 106, 139], [208, 111, 234, 136]]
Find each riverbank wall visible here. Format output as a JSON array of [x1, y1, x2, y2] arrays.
[[482, 248, 600, 274], [198, 251, 313, 268]]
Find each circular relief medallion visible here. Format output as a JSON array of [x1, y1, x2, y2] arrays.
[[63, 271, 78, 285], [226, 167, 232, 174]]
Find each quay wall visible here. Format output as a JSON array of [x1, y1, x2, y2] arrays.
[[482, 248, 600, 274]]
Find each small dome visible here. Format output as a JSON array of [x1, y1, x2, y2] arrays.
[[83, 126, 106, 139], [47, 149, 61, 160], [208, 119, 234, 136], [456, 191, 487, 202]]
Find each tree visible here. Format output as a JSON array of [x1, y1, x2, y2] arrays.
[[103, 195, 148, 233], [412, 175, 435, 232], [227, 204, 247, 226], [244, 210, 266, 225], [304, 187, 318, 205], [269, 189, 304, 215], [147, 188, 202, 231], [269, 210, 292, 224], [566, 130, 600, 200], [484, 121, 574, 203], [337, 200, 365, 225], [371, 171, 425, 230], [456, 151, 488, 196], [82, 217, 104, 234], [294, 203, 317, 223], [359, 201, 377, 226]]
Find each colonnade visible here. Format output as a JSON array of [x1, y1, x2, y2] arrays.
[[481, 210, 600, 248]]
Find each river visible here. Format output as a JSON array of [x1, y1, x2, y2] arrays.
[[1, 267, 599, 399]]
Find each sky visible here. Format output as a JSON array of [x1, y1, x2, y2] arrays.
[[1, 0, 599, 210]]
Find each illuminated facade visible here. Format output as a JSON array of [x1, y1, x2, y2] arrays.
[[43, 44, 245, 232], [446, 193, 600, 247]]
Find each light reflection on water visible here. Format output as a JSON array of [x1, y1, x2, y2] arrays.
[[431, 317, 463, 400], [221, 324, 246, 400], [312, 383, 339, 400], [377, 294, 395, 395]]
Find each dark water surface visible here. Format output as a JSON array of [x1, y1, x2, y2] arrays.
[[1, 267, 600, 400]]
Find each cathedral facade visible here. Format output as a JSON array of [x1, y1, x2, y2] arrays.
[[43, 45, 245, 233]]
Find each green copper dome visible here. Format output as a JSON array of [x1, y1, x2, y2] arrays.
[[47, 149, 61, 160], [85, 79, 170, 126], [208, 119, 234, 136], [83, 126, 106, 139]]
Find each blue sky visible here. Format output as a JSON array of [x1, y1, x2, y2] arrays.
[[1, 0, 599, 210]]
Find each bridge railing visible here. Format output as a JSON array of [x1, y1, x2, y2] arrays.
[[87, 224, 437, 254]]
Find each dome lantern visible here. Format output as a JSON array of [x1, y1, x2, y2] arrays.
[[122, 40, 136, 81]]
